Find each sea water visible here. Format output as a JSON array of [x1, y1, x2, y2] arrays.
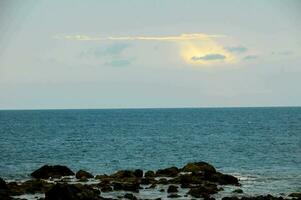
[[0, 107, 300, 195]]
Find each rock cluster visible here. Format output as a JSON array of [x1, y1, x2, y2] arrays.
[[0, 162, 300, 200]]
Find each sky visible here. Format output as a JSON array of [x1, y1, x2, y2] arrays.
[[0, 0, 301, 109]]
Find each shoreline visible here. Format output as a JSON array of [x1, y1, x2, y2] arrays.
[[1, 162, 300, 200]]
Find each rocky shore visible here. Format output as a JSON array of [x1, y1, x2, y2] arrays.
[[0, 162, 300, 200]]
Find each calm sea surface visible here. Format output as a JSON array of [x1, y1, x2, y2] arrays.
[[0, 107, 300, 195]]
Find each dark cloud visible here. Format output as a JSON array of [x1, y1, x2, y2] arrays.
[[244, 55, 258, 60], [226, 46, 248, 53], [191, 54, 226, 61]]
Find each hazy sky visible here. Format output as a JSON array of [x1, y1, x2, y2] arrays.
[[0, 0, 301, 109]]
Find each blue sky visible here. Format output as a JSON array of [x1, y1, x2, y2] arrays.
[[0, 0, 301, 109]]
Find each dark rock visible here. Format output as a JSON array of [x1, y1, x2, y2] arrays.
[[124, 193, 137, 200], [144, 170, 155, 177], [206, 172, 239, 185], [133, 169, 143, 178], [289, 193, 301, 199], [31, 165, 74, 179], [232, 189, 243, 193], [167, 185, 178, 193], [168, 193, 181, 198], [156, 167, 179, 177], [222, 197, 239, 200], [111, 170, 136, 179], [76, 170, 94, 179], [157, 178, 168, 185], [159, 188, 165, 192], [0, 177, 10, 200], [7, 179, 53, 196], [187, 184, 218, 198], [182, 162, 216, 173], [140, 177, 156, 185], [44, 183, 100, 200], [112, 182, 140, 192]]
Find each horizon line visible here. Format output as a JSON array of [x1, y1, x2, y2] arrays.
[[0, 105, 300, 111]]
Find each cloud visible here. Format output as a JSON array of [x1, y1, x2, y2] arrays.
[[105, 59, 132, 67], [191, 54, 226, 61], [226, 46, 248, 53], [271, 51, 293, 56], [102, 43, 130, 55], [54, 33, 225, 42], [244, 55, 258, 60]]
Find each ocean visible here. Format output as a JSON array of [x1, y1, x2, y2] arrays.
[[0, 107, 300, 195]]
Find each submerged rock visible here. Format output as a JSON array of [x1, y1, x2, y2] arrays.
[[76, 170, 94, 179], [31, 165, 75, 179]]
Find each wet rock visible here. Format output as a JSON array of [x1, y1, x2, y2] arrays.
[[98, 180, 112, 192], [232, 189, 243, 193], [167, 185, 178, 193], [140, 177, 156, 185], [222, 197, 240, 200], [124, 193, 137, 200], [7, 179, 53, 196], [182, 162, 216, 173], [187, 184, 218, 198], [76, 170, 94, 179], [0, 177, 10, 200], [156, 167, 179, 177], [44, 183, 100, 200], [157, 178, 168, 185], [31, 165, 75, 179], [111, 170, 136, 179], [112, 182, 140, 192], [133, 169, 143, 178], [205, 172, 239, 185], [289, 193, 301, 199], [144, 170, 155, 177], [168, 193, 181, 198]]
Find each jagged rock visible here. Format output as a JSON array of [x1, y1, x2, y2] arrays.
[[31, 165, 74, 179], [182, 162, 216, 173], [76, 170, 94, 179], [167, 185, 178, 193], [44, 183, 100, 200], [156, 167, 179, 177]]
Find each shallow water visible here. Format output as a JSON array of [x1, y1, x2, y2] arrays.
[[1, 107, 300, 195]]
